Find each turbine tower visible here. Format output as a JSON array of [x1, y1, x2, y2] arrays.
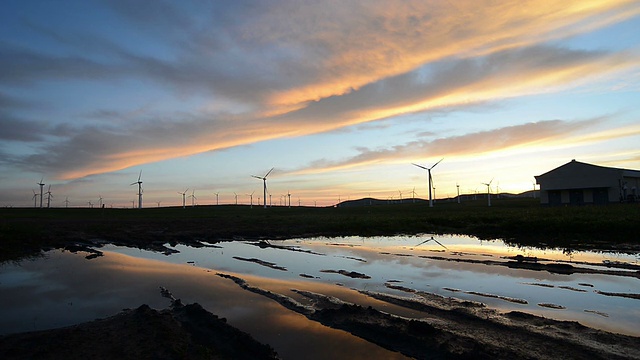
[[130, 170, 143, 209], [37, 178, 45, 208], [178, 188, 189, 209], [412, 158, 443, 207], [252, 167, 274, 209], [482, 178, 494, 207]]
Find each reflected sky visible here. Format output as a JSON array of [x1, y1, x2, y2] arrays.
[[1, 234, 638, 358]]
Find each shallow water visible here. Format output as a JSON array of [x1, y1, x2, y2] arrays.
[[1, 234, 638, 358]]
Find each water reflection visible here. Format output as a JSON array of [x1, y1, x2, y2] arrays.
[[101, 234, 639, 335], [1, 234, 638, 358], [0, 250, 408, 359]]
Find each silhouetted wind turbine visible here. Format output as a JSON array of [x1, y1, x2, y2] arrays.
[[178, 188, 189, 208], [37, 178, 45, 208], [64, 197, 70, 208], [32, 190, 38, 208], [233, 192, 238, 205], [252, 167, 274, 209], [247, 191, 255, 208], [288, 191, 291, 208], [456, 183, 460, 204], [130, 170, 143, 209], [45, 185, 52, 208], [214, 192, 219, 206], [482, 178, 494, 207], [412, 158, 443, 207], [98, 195, 103, 208], [189, 189, 197, 207]]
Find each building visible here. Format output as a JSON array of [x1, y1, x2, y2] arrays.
[[534, 160, 640, 205]]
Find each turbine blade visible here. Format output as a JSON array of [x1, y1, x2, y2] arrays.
[[412, 163, 428, 170], [264, 167, 274, 178], [431, 158, 444, 169], [138, 170, 142, 181], [251, 175, 262, 179]]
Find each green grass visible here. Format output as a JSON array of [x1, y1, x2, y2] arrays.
[[1, 198, 639, 262]]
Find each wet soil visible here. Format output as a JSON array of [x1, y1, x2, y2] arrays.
[[217, 273, 640, 360], [0, 301, 278, 360]]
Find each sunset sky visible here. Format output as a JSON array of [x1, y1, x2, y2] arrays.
[[1, 0, 639, 208]]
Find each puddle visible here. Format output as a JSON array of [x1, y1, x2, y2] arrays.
[[1, 234, 639, 357]]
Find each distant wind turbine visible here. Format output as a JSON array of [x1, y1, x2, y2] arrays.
[[37, 178, 45, 208], [288, 191, 291, 208], [178, 188, 189, 208], [214, 192, 219, 206], [32, 190, 38, 208], [456, 183, 460, 204], [98, 195, 103, 208], [45, 185, 52, 208], [234, 192, 238, 205], [247, 191, 255, 208], [88, 200, 93, 209], [130, 170, 143, 209], [190, 189, 197, 207], [482, 178, 494, 207], [252, 167, 274, 209], [64, 197, 70, 208], [412, 158, 443, 207]]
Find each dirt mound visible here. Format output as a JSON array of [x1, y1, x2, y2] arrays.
[[0, 303, 278, 360]]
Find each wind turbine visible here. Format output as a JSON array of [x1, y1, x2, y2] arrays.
[[251, 167, 274, 209], [412, 158, 443, 207], [247, 191, 255, 208], [178, 188, 189, 208], [64, 197, 70, 208], [482, 178, 494, 207], [233, 192, 238, 205], [88, 200, 93, 209], [98, 195, 103, 208], [189, 189, 197, 207], [130, 170, 143, 209], [411, 187, 417, 203], [37, 178, 45, 208], [288, 191, 291, 208], [456, 183, 461, 204], [214, 192, 219, 206], [45, 185, 52, 208], [32, 190, 38, 208]]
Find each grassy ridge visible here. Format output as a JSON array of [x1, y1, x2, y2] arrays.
[[1, 198, 639, 261]]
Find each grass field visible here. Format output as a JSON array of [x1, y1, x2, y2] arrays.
[[1, 197, 639, 261]]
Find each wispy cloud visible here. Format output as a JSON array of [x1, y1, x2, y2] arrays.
[[1, 0, 638, 180], [292, 118, 613, 173]]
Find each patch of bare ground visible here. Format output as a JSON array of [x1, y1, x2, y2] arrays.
[[0, 301, 278, 360], [218, 273, 640, 360], [232, 256, 287, 271]]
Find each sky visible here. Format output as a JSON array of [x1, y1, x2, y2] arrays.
[[1, 0, 639, 208]]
